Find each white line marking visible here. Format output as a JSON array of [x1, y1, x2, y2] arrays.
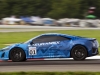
[[43, 56, 100, 60]]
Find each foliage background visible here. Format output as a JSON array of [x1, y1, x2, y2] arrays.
[[0, 0, 100, 19]]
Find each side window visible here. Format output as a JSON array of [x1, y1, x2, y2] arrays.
[[54, 36, 70, 41], [33, 35, 70, 43], [33, 35, 50, 43]]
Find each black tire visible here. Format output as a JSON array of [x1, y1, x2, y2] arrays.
[[71, 45, 87, 60], [9, 47, 26, 62]]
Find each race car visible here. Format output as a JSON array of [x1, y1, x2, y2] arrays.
[[0, 33, 99, 62]]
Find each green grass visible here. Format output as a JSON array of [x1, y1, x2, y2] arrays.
[[0, 30, 100, 49], [0, 72, 100, 75]]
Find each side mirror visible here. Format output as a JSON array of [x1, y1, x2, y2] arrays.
[[30, 42, 33, 45]]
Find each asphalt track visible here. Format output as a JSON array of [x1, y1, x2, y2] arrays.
[[0, 58, 100, 72], [0, 25, 100, 72]]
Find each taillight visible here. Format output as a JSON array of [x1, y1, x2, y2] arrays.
[[91, 40, 99, 47]]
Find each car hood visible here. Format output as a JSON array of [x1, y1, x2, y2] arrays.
[[0, 43, 21, 51]]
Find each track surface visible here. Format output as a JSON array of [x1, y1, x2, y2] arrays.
[[0, 25, 100, 72], [0, 25, 100, 32], [0, 59, 100, 72]]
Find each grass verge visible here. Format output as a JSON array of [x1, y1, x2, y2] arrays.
[[0, 30, 100, 48], [0, 72, 100, 75]]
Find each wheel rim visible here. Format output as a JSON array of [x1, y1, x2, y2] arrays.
[[11, 49, 22, 60], [74, 46, 86, 58]]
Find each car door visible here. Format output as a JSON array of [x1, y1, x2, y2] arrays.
[[53, 36, 71, 58], [43, 35, 71, 58], [28, 35, 56, 58]]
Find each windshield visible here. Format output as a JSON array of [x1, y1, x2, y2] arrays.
[[24, 35, 41, 44], [24, 38, 33, 44]]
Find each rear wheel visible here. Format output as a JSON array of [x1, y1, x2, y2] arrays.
[[71, 45, 87, 60], [9, 48, 26, 62]]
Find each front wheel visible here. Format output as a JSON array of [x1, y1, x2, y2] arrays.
[[9, 48, 26, 62], [71, 45, 87, 60]]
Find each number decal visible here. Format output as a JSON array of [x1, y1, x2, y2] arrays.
[[29, 47, 37, 55]]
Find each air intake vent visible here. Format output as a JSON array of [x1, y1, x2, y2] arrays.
[[1, 52, 5, 58]]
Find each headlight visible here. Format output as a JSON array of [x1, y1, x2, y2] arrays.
[[2, 43, 16, 50], [2, 46, 10, 50]]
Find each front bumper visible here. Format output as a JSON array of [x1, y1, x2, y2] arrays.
[[0, 50, 9, 60]]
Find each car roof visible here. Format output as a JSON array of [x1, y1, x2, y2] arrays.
[[39, 33, 90, 40], [40, 33, 75, 38]]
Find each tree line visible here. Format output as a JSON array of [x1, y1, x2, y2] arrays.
[[0, 0, 100, 19]]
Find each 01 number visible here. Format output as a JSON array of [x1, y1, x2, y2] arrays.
[[29, 47, 37, 55]]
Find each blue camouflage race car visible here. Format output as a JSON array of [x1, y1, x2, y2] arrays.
[[0, 33, 99, 62]]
